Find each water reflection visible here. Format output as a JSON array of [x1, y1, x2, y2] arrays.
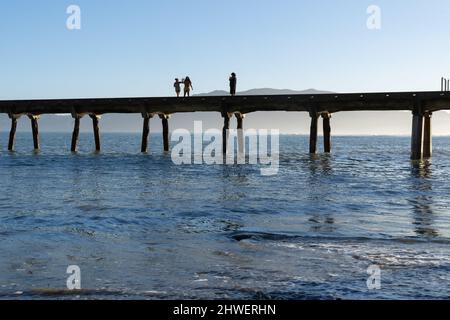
[[306, 154, 336, 233], [307, 153, 333, 176], [409, 160, 439, 237], [220, 164, 250, 203]]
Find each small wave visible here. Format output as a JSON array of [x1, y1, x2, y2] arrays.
[[229, 231, 450, 268], [0, 288, 169, 299], [229, 231, 450, 245]]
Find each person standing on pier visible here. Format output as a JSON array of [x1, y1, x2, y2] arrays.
[[174, 78, 182, 97], [183, 77, 193, 97], [229, 73, 237, 96]]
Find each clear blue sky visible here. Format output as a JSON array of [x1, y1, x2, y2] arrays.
[[1, 0, 450, 99]]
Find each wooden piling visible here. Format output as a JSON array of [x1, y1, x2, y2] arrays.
[[71, 116, 81, 152], [423, 112, 432, 158], [309, 112, 319, 154], [411, 110, 424, 160], [90, 114, 101, 151], [322, 113, 332, 153], [8, 115, 19, 151], [222, 113, 231, 154], [159, 114, 170, 152], [141, 114, 152, 153], [29, 115, 40, 150], [235, 113, 245, 154]]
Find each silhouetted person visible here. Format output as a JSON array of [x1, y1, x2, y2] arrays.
[[174, 78, 181, 97], [229, 73, 237, 96], [183, 77, 193, 97]]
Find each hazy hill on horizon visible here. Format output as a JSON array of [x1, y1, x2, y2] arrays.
[[2, 88, 450, 136], [195, 88, 333, 96]]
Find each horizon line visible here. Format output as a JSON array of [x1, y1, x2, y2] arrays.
[[2, 131, 450, 137]]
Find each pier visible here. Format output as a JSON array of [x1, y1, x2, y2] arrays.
[[1, 91, 449, 160]]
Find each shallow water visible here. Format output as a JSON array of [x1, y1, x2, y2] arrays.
[[0, 133, 450, 299]]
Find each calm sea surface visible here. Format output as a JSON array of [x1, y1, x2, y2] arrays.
[[1, 133, 450, 299]]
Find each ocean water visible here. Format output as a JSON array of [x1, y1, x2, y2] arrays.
[[0, 132, 450, 300]]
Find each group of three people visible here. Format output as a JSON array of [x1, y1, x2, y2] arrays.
[[174, 73, 237, 97]]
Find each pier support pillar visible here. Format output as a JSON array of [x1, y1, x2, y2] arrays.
[[309, 112, 319, 154], [411, 111, 424, 160], [71, 115, 82, 152], [28, 115, 40, 150], [222, 113, 232, 154], [8, 114, 20, 151], [235, 113, 245, 154], [141, 113, 153, 153], [159, 114, 170, 152], [423, 112, 432, 158], [90, 114, 101, 152], [322, 113, 332, 153]]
